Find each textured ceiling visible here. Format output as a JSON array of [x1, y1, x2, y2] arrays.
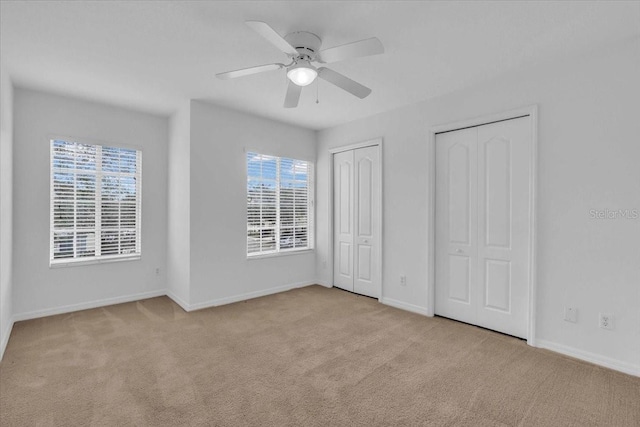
[[1, 1, 639, 130]]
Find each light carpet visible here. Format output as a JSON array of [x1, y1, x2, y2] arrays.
[[1, 285, 638, 426]]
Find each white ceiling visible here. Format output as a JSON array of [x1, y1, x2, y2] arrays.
[[2, 1, 639, 130]]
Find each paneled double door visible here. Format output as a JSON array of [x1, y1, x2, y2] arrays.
[[435, 116, 532, 339], [333, 145, 380, 298]]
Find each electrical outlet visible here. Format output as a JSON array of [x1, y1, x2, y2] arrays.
[[155, 267, 160, 276], [564, 307, 577, 323], [400, 275, 406, 286], [599, 313, 614, 330]]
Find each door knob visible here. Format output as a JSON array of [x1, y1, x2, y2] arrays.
[[455, 249, 463, 253]]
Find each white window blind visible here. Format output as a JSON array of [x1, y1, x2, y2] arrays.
[[50, 139, 142, 266], [247, 152, 313, 256]]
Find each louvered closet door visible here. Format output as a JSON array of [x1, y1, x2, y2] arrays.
[[435, 116, 531, 339], [333, 146, 380, 298]]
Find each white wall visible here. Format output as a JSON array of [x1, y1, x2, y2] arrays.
[[12, 88, 169, 318], [316, 38, 640, 374], [167, 102, 191, 308], [189, 101, 317, 307], [0, 64, 14, 359]]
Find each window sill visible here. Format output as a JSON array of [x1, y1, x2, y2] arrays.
[[50, 254, 141, 268], [247, 249, 314, 260]]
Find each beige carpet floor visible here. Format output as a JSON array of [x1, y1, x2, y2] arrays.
[[1, 285, 638, 426]]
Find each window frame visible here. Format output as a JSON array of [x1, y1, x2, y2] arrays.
[[246, 151, 314, 258], [49, 137, 142, 268]]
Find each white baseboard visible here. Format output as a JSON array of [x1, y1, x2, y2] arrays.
[[0, 318, 15, 361], [381, 297, 432, 317], [536, 339, 639, 377], [315, 281, 333, 289], [188, 281, 316, 312], [166, 290, 190, 312], [12, 289, 167, 322], [7, 281, 317, 334]]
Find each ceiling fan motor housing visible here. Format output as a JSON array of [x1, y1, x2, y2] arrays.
[[284, 31, 322, 60]]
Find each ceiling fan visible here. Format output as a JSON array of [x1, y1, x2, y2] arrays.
[[216, 21, 384, 108]]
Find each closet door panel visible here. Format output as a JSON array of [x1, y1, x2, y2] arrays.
[[476, 117, 530, 338], [333, 150, 354, 292], [435, 127, 478, 324], [354, 146, 379, 298]]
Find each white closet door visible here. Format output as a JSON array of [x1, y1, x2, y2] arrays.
[[476, 118, 530, 338], [333, 145, 380, 298], [353, 146, 379, 298], [435, 116, 531, 339], [435, 127, 478, 325], [334, 150, 355, 292]]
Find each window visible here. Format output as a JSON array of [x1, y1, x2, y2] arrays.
[[50, 139, 142, 266], [247, 152, 313, 256]]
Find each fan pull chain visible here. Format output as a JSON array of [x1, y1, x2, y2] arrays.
[[316, 79, 320, 104]]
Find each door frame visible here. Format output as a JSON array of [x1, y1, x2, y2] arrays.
[[329, 138, 383, 301], [427, 106, 538, 346]]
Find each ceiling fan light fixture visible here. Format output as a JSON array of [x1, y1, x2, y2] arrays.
[[287, 60, 317, 86]]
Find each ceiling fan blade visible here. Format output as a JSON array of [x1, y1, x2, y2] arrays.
[[246, 21, 298, 56], [216, 63, 284, 80], [284, 80, 302, 108], [317, 67, 372, 99], [317, 37, 384, 64]]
